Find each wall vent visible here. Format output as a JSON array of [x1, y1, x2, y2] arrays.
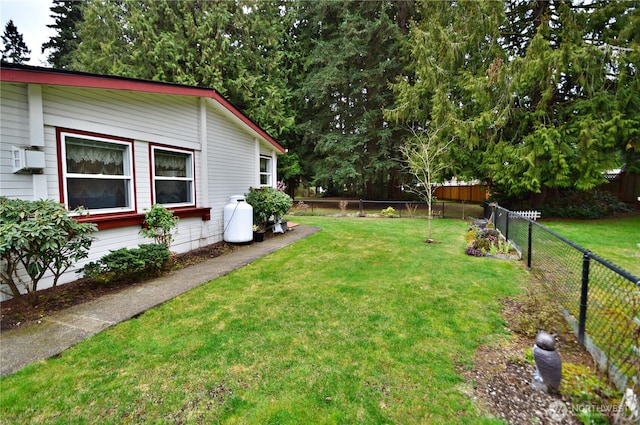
[[11, 146, 45, 174]]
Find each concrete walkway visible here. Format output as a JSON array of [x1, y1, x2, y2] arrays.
[[0, 225, 320, 377]]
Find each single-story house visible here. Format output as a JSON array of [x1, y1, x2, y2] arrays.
[[0, 64, 286, 298]]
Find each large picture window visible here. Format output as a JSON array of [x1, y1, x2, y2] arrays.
[[152, 146, 194, 207], [61, 132, 134, 214], [259, 155, 272, 186]]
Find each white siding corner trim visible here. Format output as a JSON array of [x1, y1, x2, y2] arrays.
[[28, 84, 44, 147]]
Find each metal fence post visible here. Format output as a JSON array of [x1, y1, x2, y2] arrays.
[[527, 221, 533, 270], [505, 210, 510, 240], [578, 253, 591, 345], [359, 199, 363, 217]]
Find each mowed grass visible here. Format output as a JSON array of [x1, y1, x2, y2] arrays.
[[542, 216, 640, 277], [0, 217, 530, 424]]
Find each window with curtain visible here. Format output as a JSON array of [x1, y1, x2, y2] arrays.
[[260, 156, 272, 186], [62, 133, 133, 213], [152, 147, 194, 206]]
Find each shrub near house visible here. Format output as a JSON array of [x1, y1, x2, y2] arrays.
[[0, 198, 96, 305], [245, 186, 293, 231], [82, 205, 177, 283], [82, 244, 170, 284]]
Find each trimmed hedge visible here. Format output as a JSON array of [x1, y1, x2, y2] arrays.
[[82, 244, 170, 283]]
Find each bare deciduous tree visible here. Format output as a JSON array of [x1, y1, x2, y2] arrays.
[[400, 123, 454, 243]]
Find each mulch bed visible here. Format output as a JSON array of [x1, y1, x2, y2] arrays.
[[0, 240, 246, 332]]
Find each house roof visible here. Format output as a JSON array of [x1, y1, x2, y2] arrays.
[[0, 64, 286, 153]]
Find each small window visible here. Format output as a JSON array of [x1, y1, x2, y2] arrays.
[[61, 132, 134, 214], [152, 146, 195, 207], [260, 155, 272, 186]]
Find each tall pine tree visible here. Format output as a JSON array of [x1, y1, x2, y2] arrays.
[[73, 0, 299, 139], [42, 0, 83, 68], [1, 20, 31, 64], [298, 1, 415, 198]]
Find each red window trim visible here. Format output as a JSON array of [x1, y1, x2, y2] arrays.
[[149, 143, 197, 207], [57, 128, 210, 230], [56, 128, 137, 213], [76, 207, 211, 231]]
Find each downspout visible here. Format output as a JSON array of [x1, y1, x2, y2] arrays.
[[28, 84, 47, 200], [254, 138, 260, 187], [271, 150, 277, 188], [199, 97, 208, 206]]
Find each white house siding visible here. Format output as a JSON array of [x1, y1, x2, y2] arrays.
[[206, 108, 259, 241], [133, 139, 152, 212], [43, 125, 59, 200], [42, 86, 200, 150], [1, 79, 281, 300], [0, 83, 33, 199]]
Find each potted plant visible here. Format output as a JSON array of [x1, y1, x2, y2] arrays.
[[252, 224, 265, 242]]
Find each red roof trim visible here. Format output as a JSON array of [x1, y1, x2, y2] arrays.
[[1, 66, 286, 153]]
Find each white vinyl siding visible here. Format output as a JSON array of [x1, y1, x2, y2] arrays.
[[42, 86, 200, 150], [0, 79, 282, 299], [0, 83, 32, 198], [206, 109, 257, 240]]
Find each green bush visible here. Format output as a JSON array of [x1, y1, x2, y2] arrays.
[[380, 206, 396, 217], [140, 204, 179, 247], [245, 187, 293, 231], [82, 244, 170, 283], [0, 197, 96, 305], [540, 190, 631, 219]]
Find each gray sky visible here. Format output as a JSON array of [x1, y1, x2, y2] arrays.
[[1, 0, 55, 66]]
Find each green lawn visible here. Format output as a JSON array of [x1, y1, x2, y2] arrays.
[[0, 217, 531, 424], [542, 216, 640, 277]]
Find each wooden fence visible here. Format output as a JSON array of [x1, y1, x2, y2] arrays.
[[434, 185, 488, 203], [600, 171, 640, 204]]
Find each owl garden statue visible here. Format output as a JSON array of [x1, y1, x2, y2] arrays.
[[531, 330, 562, 393]]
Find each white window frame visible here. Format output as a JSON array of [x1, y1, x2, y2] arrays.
[[151, 145, 195, 208], [259, 155, 272, 187], [60, 131, 134, 215]]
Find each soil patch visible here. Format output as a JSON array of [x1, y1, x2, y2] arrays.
[[461, 295, 622, 424]]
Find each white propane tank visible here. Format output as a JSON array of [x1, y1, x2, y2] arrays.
[[223, 195, 253, 243]]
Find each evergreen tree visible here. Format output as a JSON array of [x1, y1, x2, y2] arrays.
[[387, 0, 639, 205], [298, 1, 415, 198], [72, 0, 306, 190], [61, 0, 419, 198], [1, 20, 31, 64], [41, 0, 83, 68], [73, 0, 298, 136]]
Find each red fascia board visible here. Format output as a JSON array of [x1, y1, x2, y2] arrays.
[[1, 67, 286, 153]]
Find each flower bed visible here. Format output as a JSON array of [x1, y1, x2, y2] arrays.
[[465, 224, 521, 259]]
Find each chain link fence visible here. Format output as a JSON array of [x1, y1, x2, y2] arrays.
[[289, 199, 483, 219], [486, 204, 640, 391]]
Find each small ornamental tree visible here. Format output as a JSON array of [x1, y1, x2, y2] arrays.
[[399, 124, 454, 243], [0, 197, 96, 305], [139, 204, 179, 248], [245, 187, 293, 232]]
